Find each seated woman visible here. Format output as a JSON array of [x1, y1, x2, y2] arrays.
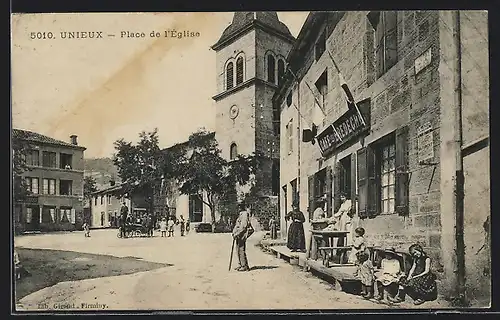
[[374, 247, 405, 302], [397, 244, 438, 305]]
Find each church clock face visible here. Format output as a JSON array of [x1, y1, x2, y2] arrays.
[[229, 105, 239, 119]]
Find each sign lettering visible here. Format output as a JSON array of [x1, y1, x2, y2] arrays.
[[316, 99, 371, 156]]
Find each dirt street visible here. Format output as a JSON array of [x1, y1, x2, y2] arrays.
[[15, 229, 386, 311]]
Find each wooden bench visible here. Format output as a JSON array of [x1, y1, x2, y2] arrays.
[[317, 246, 353, 267]]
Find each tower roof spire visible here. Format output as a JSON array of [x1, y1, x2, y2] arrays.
[[212, 11, 294, 51]]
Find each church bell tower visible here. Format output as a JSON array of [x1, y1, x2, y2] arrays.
[[211, 12, 295, 224]]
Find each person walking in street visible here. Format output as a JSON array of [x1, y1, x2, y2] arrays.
[[159, 218, 167, 237], [268, 216, 278, 240], [179, 215, 186, 236], [185, 219, 190, 234], [119, 202, 129, 238], [83, 221, 90, 237], [232, 201, 252, 271], [285, 200, 306, 252]]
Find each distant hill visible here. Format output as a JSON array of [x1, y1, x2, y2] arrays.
[[84, 158, 121, 189]]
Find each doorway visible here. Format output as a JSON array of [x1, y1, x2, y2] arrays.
[[339, 155, 352, 196], [25, 206, 40, 231]]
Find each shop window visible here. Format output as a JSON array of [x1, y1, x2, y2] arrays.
[[236, 56, 244, 85], [42, 178, 56, 195], [60, 153, 73, 169], [42, 151, 57, 168], [267, 55, 276, 83], [60, 207, 71, 223], [230, 143, 238, 160], [315, 30, 326, 61], [369, 11, 398, 78], [277, 59, 285, 86], [226, 62, 234, 90], [315, 70, 328, 109], [26, 150, 39, 166], [59, 180, 73, 196], [357, 127, 409, 218], [42, 206, 56, 223], [25, 177, 39, 194]]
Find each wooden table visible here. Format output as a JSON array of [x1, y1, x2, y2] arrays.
[[308, 229, 351, 267]]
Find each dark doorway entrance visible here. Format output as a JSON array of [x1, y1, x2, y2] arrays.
[[339, 155, 352, 196], [26, 206, 40, 231]]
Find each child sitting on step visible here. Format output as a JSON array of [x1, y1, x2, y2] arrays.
[[348, 227, 366, 264]]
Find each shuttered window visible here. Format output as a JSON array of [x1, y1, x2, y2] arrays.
[[226, 62, 234, 90], [357, 127, 409, 219], [308, 175, 315, 220], [236, 57, 244, 85], [395, 126, 409, 216], [325, 166, 333, 218]]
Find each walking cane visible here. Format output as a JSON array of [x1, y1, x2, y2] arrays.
[[228, 238, 236, 271]]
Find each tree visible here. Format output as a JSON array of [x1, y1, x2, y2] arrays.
[[113, 129, 165, 215], [172, 130, 258, 231], [12, 133, 31, 203], [83, 176, 98, 201]]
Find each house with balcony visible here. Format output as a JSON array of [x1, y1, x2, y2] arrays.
[[13, 129, 86, 233]]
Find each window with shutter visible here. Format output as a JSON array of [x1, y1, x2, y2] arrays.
[[226, 62, 234, 90], [357, 148, 368, 219], [70, 208, 76, 224], [325, 166, 333, 218], [333, 162, 342, 214], [367, 145, 379, 218], [236, 57, 244, 85], [395, 126, 409, 216], [350, 153, 357, 216], [308, 175, 315, 220]]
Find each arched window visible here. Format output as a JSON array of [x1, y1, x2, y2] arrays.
[[226, 62, 234, 90], [277, 59, 285, 86], [267, 55, 276, 83], [236, 56, 244, 85], [230, 143, 238, 160]]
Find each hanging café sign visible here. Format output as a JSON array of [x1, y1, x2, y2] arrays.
[[316, 99, 371, 156]]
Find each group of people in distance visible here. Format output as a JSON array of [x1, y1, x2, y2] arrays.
[[159, 215, 189, 237], [284, 193, 438, 305]]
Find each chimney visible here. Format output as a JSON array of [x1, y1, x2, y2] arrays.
[[70, 135, 78, 145]]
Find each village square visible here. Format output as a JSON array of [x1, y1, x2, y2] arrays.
[[12, 11, 490, 311]]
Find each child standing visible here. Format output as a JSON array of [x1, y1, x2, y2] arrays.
[[354, 251, 375, 299], [167, 217, 175, 237], [186, 219, 190, 235], [160, 218, 167, 237], [348, 227, 366, 264], [83, 222, 90, 237]]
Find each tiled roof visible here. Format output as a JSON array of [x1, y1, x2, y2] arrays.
[[212, 12, 294, 50], [12, 129, 86, 150]]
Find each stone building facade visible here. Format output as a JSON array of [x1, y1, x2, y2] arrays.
[[13, 129, 86, 233], [211, 12, 295, 228], [274, 11, 489, 306]]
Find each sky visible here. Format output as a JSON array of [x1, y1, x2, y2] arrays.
[[11, 12, 309, 159]]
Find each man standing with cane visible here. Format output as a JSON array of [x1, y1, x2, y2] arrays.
[[230, 201, 252, 272]]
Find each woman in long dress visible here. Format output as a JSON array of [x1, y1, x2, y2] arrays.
[[286, 202, 306, 252]]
